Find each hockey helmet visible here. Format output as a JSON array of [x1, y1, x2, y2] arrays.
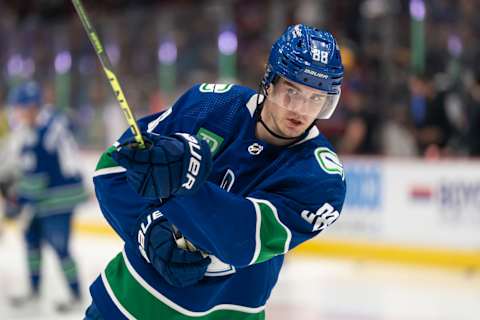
[[262, 24, 344, 119], [8, 81, 42, 108]]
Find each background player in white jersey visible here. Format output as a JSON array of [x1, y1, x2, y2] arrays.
[[7, 81, 87, 313], [86, 24, 345, 319]]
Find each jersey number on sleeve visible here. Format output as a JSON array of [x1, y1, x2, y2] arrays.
[[301, 202, 339, 232]]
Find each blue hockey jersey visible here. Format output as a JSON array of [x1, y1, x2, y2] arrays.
[[17, 109, 87, 216], [90, 84, 346, 319]]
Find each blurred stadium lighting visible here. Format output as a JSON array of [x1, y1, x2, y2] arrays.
[[7, 54, 24, 77], [410, 0, 426, 21], [218, 30, 237, 55], [158, 40, 177, 65], [7, 54, 35, 78], [54, 51, 72, 74]]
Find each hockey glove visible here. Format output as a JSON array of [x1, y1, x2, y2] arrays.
[[111, 132, 212, 199], [137, 211, 211, 287], [4, 198, 22, 220], [0, 180, 22, 219]]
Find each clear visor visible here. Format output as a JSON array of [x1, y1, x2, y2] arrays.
[[267, 79, 340, 119]]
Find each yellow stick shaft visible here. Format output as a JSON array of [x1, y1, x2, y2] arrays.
[[71, 0, 145, 148]]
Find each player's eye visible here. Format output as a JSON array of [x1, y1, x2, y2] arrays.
[[286, 87, 299, 96], [310, 95, 324, 103]]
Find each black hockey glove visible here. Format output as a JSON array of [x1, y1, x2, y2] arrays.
[[112, 132, 212, 200], [137, 210, 211, 287]]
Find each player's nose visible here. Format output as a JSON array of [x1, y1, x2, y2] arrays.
[[289, 98, 309, 113]]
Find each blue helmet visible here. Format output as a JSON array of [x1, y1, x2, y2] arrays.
[[262, 24, 344, 119], [8, 81, 42, 108]]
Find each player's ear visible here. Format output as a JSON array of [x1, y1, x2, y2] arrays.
[[266, 83, 274, 96]]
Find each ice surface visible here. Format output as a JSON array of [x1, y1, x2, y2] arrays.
[[0, 226, 478, 320]]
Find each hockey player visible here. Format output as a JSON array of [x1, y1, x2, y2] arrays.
[[7, 81, 87, 312], [86, 24, 346, 319]]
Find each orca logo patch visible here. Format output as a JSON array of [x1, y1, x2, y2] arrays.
[[314, 147, 344, 180]]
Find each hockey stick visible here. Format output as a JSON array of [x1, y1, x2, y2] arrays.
[[72, 1, 197, 251], [71, 0, 145, 149]]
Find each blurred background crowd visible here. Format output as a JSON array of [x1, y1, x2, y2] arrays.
[[0, 0, 479, 157]]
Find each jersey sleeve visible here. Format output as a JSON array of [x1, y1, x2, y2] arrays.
[[159, 168, 346, 267], [93, 159, 160, 243]]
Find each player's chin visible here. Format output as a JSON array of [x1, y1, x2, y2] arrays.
[[280, 126, 305, 138]]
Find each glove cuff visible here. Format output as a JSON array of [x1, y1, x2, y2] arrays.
[[136, 210, 169, 263]]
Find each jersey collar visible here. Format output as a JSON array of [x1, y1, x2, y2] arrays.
[[289, 125, 320, 147], [245, 93, 264, 117]]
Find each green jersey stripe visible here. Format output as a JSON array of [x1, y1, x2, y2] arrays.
[[101, 271, 136, 320], [36, 193, 87, 213], [18, 173, 49, 196], [95, 145, 118, 171], [247, 198, 292, 265], [102, 250, 265, 319], [37, 186, 87, 205]]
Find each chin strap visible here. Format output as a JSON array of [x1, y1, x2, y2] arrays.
[[254, 93, 314, 143], [257, 111, 299, 140]]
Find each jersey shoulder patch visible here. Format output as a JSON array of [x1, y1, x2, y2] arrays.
[[198, 83, 234, 93], [314, 147, 345, 180], [196, 83, 254, 96]]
